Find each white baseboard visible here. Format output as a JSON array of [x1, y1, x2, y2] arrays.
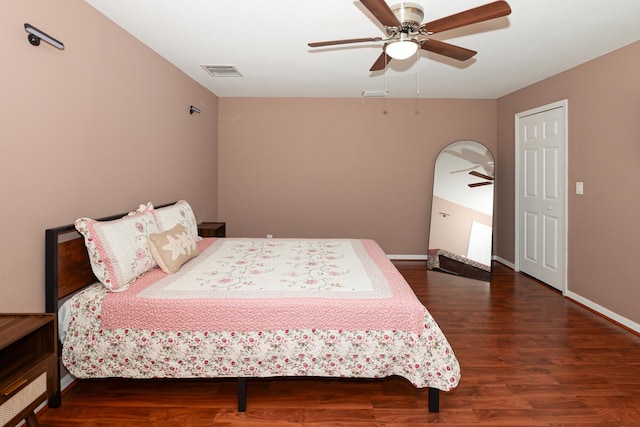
[[387, 254, 428, 261], [387, 254, 516, 266], [565, 290, 640, 334], [388, 255, 516, 265], [388, 254, 515, 264], [493, 256, 515, 269], [60, 373, 75, 392]]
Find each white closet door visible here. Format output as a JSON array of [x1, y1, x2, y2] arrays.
[[516, 101, 567, 292]]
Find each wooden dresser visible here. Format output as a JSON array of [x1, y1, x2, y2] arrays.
[[0, 314, 57, 427]]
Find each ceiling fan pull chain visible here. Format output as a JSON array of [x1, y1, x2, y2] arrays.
[[415, 50, 420, 114], [384, 54, 388, 95], [383, 54, 389, 114], [416, 49, 420, 96]]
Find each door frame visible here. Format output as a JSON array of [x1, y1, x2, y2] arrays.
[[514, 99, 568, 294]]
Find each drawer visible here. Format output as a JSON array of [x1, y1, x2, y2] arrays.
[[0, 370, 48, 427]]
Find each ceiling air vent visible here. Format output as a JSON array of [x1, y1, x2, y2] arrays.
[[201, 65, 242, 77], [362, 90, 387, 98]]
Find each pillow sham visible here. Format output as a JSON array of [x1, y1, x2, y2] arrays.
[[75, 211, 159, 292], [148, 223, 200, 274], [137, 200, 201, 242]]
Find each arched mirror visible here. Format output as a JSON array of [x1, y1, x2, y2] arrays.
[[427, 140, 494, 282]]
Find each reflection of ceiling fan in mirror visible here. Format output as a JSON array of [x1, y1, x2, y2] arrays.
[[307, 0, 511, 71], [468, 170, 494, 187], [447, 147, 495, 177]]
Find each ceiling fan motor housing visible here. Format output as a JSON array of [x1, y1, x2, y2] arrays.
[[391, 2, 424, 31]]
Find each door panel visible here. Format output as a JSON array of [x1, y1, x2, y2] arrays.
[[543, 146, 559, 200], [543, 215, 559, 271], [520, 121, 542, 275], [517, 103, 566, 292], [523, 211, 538, 264], [524, 147, 538, 197]]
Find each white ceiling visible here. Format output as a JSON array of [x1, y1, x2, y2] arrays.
[[85, 0, 640, 99]]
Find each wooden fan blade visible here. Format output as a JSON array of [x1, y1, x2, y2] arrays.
[[370, 51, 392, 71], [424, 0, 511, 34], [469, 181, 493, 188], [420, 39, 477, 61], [308, 37, 383, 47], [360, 0, 401, 28], [469, 170, 494, 180]]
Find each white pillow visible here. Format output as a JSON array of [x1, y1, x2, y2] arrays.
[[148, 223, 200, 274], [75, 211, 159, 292], [136, 200, 201, 242]]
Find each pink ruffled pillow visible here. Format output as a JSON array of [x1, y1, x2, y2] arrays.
[[75, 211, 159, 292]]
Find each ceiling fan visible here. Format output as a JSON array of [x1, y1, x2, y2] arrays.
[[468, 170, 494, 187], [446, 147, 495, 176], [308, 0, 511, 71]]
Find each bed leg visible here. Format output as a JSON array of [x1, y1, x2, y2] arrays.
[[237, 378, 247, 412], [428, 387, 439, 413], [48, 341, 62, 408], [48, 390, 62, 408]]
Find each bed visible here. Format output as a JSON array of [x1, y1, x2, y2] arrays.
[[45, 201, 460, 413]]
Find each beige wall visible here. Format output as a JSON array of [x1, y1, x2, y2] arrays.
[[1, 1, 219, 312], [218, 98, 497, 255], [496, 41, 640, 325]]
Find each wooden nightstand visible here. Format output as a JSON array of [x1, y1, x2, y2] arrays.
[[0, 314, 57, 427], [198, 222, 226, 238]]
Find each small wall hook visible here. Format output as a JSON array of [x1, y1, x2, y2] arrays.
[[189, 106, 201, 115]]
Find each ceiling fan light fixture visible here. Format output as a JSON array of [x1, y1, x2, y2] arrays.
[[385, 37, 418, 60]]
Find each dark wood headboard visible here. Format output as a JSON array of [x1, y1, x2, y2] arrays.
[[46, 211, 125, 314], [45, 202, 175, 314]]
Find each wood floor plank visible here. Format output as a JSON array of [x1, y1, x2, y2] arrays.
[[36, 261, 640, 426]]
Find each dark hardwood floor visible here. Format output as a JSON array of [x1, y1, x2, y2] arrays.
[[37, 262, 640, 426]]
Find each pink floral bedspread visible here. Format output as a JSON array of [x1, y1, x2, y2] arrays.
[[62, 239, 460, 391]]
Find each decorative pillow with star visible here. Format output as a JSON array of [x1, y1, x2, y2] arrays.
[[148, 223, 200, 274]]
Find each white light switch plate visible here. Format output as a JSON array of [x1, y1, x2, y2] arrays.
[[576, 182, 584, 195]]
